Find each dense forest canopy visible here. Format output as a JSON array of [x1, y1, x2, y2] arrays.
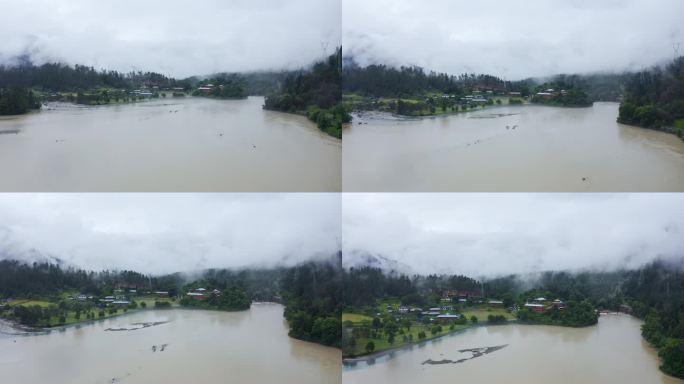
[[343, 61, 518, 97], [343, 58, 625, 103], [264, 47, 348, 139], [618, 56, 684, 138], [0, 62, 182, 92], [0, 86, 40, 115], [282, 253, 342, 347]]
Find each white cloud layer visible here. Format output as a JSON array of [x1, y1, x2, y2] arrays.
[[343, 194, 684, 277], [0, 194, 341, 274], [0, 0, 341, 77], [343, 0, 684, 79]]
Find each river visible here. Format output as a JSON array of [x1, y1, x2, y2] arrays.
[[0, 303, 340, 384], [0, 96, 341, 191], [343, 103, 684, 191], [343, 314, 682, 384]]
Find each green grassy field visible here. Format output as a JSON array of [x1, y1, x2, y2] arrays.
[[4, 296, 178, 327], [347, 322, 470, 357], [6, 300, 52, 308], [343, 93, 516, 117], [462, 306, 515, 321], [343, 301, 517, 357], [342, 313, 373, 323]]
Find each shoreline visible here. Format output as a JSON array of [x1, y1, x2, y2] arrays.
[[343, 323, 488, 364], [351, 101, 601, 121], [618, 119, 684, 141], [0, 301, 282, 335], [342, 317, 608, 365]]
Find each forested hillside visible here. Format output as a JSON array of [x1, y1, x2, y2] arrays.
[[618, 56, 684, 138], [264, 47, 348, 139]]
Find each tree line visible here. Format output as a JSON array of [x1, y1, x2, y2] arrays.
[[342, 60, 519, 97], [0, 86, 40, 115], [0, 62, 182, 92], [281, 253, 342, 347]]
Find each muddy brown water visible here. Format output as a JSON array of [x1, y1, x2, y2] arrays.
[[0, 96, 341, 191], [343, 103, 684, 191], [0, 303, 340, 384], [342, 314, 683, 384]]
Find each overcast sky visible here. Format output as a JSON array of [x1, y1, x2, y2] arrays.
[[343, 0, 684, 79], [0, 194, 340, 274], [0, 0, 340, 78], [343, 194, 684, 277]]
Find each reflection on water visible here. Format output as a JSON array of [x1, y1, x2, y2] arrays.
[[343, 103, 684, 191], [0, 97, 341, 191], [343, 314, 683, 384], [0, 303, 340, 384]]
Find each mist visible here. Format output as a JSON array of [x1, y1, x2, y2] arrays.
[[0, 193, 340, 274], [342, 194, 684, 277], [0, 0, 341, 78], [343, 0, 684, 79]]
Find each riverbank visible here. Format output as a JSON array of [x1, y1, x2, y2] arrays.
[[1, 304, 341, 384], [618, 119, 684, 141], [343, 322, 482, 364], [263, 105, 344, 139], [2, 301, 280, 336], [343, 314, 684, 384]]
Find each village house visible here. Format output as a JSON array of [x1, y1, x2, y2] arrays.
[[436, 314, 461, 323], [524, 303, 546, 312], [111, 300, 130, 307], [186, 288, 209, 300], [536, 92, 554, 100], [552, 299, 566, 309]]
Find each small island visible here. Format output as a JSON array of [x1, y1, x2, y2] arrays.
[[192, 75, 247, 100], [530, 82, 592, 107], [179, 281, 250, 311]]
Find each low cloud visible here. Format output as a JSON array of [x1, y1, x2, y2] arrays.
[[0, 193, 341, 274], [343, 0, 684, 79], [343, 194, 684, 277], [0, 0, 341, 77]]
